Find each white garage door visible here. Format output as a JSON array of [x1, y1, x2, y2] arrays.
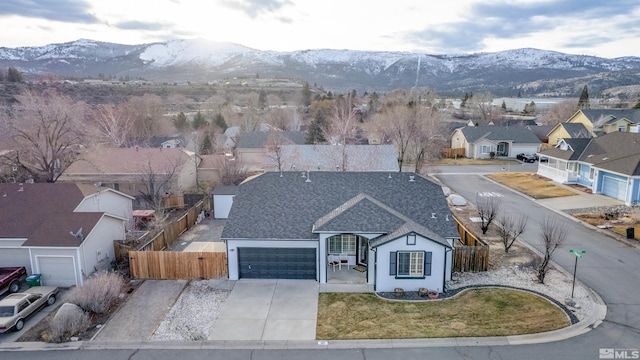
[[37, 257, 78, 287], [602, 176, 626, 200], [0, 248, 31, 273]]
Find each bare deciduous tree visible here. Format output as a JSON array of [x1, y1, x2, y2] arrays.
[[93, 103, 132, 147], [411, 107, 448, 173], [537, 100, 578, 125], [124, 94, 165, 138], [498, 214, 528, 253], [137, 154, 182, 220], [1, 90, 88, 182], [216, 157, 248, 185], [476, 193, 501, 234], [536, 217, 567, 283], [263, 131, 291, 171]]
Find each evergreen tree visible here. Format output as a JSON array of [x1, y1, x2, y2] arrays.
[[174, 111, 189, 131], [200, 133, 213, 155], [213, 112, 228, 131], [7, 67, 23, 82], [258, 90, 267, 109], [305, 115, 329, 144], [578, 85, 590, 109], [301, 81, 312, 107], [501, 100, 507, 111], [192, 111, 208, 130]]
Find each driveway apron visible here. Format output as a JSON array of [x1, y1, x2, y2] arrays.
[[209, 279, 318, 341], [94, 280, 187, 341]]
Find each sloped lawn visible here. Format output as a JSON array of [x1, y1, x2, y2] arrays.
[[486, 172, 576, 199], [316, 288, 569, 339]]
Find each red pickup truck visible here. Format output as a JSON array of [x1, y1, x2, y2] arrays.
[[0, 267, 27, 296]]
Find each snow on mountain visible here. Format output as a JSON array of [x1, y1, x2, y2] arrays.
[[138, 39, 254, 66]]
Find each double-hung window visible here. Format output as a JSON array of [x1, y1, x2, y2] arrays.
[[390, 251, 432, 278]]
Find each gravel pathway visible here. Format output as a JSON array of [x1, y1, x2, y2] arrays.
[[151, 280, 229, 341]]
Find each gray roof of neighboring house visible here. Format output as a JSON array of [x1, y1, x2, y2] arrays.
[[580, 109, 640, 124], [527, 125, 554, 142], [560, 123, 591, 138], [213, 185, 238, 195], [236, 131, 307, 148], [221, 172, 459, 243], [539, 138, 591, 160], [459, 126, 541, 144], [578, 132, 640, 176], [267, 145, 399, 172]]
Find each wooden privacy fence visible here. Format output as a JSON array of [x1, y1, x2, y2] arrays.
[[129, 251, 227, 280], [442, 148, 466, 158], [452, 214, 489, 272]]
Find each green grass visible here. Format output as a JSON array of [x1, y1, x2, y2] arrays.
[[316, 288, 569, 339]]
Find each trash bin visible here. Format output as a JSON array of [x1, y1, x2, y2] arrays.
[[627, 227, 635, 239], [26, 274, 41, 287]]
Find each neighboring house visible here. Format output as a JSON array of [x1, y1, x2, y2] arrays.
[[197, 154, 225, 185], [537, 132, 640, 204], [547, 109, 640, 145], [125, 136, 188, 149], [59, 147, 198, 205], [212, 185, 238, 219], [450, 126, 541, 159], [221, 172, 460, 292], [0, 183, 133, 287], [263, 144, 399, 172], [235, 131, 306, 169], [527, 125, 554, 144]]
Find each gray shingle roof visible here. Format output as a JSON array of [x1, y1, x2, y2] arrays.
[[560, 123, 591, 138], [236, 131, 307, 148], [581, 109, 640, 124], [578, 132, 640, 175], [460, 126, 541, 144], [213, 185, 238, 195], [313, 194, 407, 233], [539, 138, 591, 160], [221, 172, 459, 242]]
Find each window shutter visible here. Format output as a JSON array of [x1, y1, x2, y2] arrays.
[[389, 252, 397, 276], [424, 251, 432, 276]]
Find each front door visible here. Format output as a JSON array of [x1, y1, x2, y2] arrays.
[[356, 237, 368, 266]]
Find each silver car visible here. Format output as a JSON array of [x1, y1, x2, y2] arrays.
[[0, 286, 58, 333]]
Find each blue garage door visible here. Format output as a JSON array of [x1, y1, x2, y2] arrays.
[[602, 175, 626, 200], [238, 247, 316, 279]]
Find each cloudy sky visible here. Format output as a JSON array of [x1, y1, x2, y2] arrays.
[[0, 0, 638, 58]]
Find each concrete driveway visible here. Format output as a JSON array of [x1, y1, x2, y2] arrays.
[[208, 279, 318, 341]]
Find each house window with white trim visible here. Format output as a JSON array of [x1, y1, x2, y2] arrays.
[[589, 168, 595, 180], [328, 234, 357, 255], [480, 145, 494, 154], [618, 125, 627, 132]]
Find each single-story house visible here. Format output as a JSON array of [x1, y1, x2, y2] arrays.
[[547, 109, 640, 145], [263, 144, 399, 172], [0, 183, 133, 287], [537, 132, 640, 204], [221, 172, 460, 292], [235, 131, 306, 169], [59, 147, 198, 205], [450, 125, 541, 159]]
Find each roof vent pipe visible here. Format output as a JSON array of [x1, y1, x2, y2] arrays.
[[409, 175, 415, 182], [431, 213, 436, 218]]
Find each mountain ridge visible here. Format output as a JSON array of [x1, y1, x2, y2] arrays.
[[2, 38, 640, 95]]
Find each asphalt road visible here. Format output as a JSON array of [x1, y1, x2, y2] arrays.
[[6, 164, 640, 360]]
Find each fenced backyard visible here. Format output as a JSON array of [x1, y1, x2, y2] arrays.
[[452, 214, 489, 272]]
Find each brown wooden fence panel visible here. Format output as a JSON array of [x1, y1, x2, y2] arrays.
[[129, 251, 228, 280], [453, 246, 489, 272], [442, 148, 466, 158]]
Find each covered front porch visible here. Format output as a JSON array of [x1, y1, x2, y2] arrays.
[[537, 159, 579, 184], [319, 233, 376, 285]]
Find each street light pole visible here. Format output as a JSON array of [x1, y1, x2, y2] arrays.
[[569, 249, 586, 299]]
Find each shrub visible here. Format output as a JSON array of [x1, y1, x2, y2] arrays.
[[43, 306, 91, 343], [64, 271, 124, 314]]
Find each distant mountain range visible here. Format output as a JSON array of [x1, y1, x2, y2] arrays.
[[1, 38, 640, 96]]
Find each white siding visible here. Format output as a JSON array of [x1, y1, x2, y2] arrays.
[[0, 246, 31, 273], [226, 239, 318, 280], [76, 190, 133, 228], [80, 215, 126, 278], [374, 234, 449, 292], [213, 194, 235, 219]]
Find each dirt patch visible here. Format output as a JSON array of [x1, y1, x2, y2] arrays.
[[573, 207, 640, 240], [16, 280, 142, 343]]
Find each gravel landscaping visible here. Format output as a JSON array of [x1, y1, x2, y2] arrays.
[[151, 280, 229, 341]]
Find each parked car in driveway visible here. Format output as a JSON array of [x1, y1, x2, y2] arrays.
[[0, 267, 27, 296], [516, 153, 537, 163], [0, 286, 58, 333]]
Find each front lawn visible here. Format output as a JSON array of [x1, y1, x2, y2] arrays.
[[486, 172, 576, 199], [316, 288, 569, 339], [427, 158, 520, 166]]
